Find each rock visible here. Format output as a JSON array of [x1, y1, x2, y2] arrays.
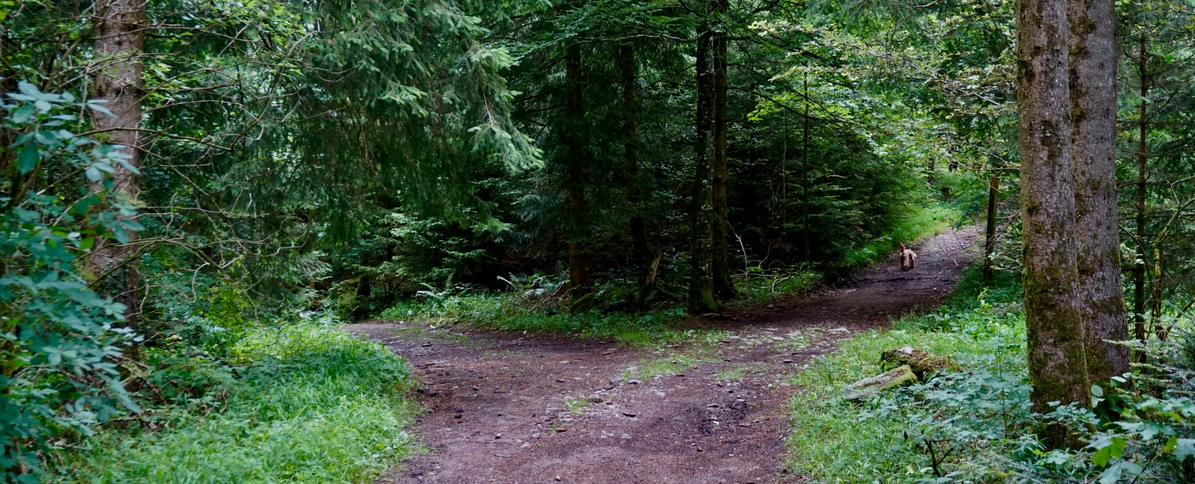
[[842, 365, 918, 400], [880, 346, 959, 378]]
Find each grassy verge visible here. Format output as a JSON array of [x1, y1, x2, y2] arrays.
[[785, 266, 1026, 482], [842, 204, 962, 268], [48, 322, 416, 484]]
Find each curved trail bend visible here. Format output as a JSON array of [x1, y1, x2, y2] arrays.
[[350, 227, 980, 484]]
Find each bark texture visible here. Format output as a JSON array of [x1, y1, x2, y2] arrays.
[[1016, 0, 1090, 441], [688, 26, 717, 313], [1069, 0, 1129, 383], [564, 44, 592, 306], [711, 0, 735, 299], [91, 0, 146, 327]]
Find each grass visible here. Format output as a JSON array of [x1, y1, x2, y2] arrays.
[[785, 266, 1026, 483], [384, 294, 699, 346], [735, 269, 821, 305], [48, 322, 417, 484], [715, 362, 769, 382]]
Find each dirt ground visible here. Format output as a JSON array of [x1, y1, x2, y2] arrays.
[[348, 227, 981, 484]]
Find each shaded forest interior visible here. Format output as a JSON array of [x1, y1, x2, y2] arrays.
[[4, 0, 1195, 482]]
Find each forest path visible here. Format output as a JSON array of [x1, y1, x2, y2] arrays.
[[349, 226, 981, 484]]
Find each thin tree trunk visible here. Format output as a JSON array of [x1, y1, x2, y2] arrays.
[[983, 167, 1000, 282], [689, 25, 716, 313], [564, 44, 591, 307], [1016, 0, 1089, 447], [1069, 0, 1128, 382], [711, 0, 734, 299], [1133, 34, 1149, 347], [90, 0, 145, 329], [802, 71, 811, 263]]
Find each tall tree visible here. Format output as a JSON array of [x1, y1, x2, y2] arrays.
[[689, 18, 717, 312], [1068, 0, 1129, 381], [564, 43, 593, 306], [1016, 0, 1090, 445], [711, 0, 735, 298], [620, 44, 661, 309], [1132, 32, 1150, 344], [90, 0, 146, 327]]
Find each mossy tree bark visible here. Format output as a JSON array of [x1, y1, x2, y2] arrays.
[[711, 0, 735, 300], [1068, 0, 1129, 382], [1016, 0, 1090, 446], [689, 24, 717, 313], [91, 0, 145, 329], [565, 44, 592, 307]]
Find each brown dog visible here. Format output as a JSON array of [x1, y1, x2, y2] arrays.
[[899, 242, 917, 271]]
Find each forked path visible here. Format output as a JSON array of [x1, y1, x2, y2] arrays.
[[350, 227, 980, 484]]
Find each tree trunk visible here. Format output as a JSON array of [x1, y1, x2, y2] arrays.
[[620, 44, 659, 310], [802, 72, 811, 262], [1016, 0, 1089, 446], [711, 0, 735, 299], [90, 0, 145, 329], [983, 167, 1000, 282], [1133, 34, 1149, 347], [688, 25, 717, 313], [564, 44, 592, 307], [1069, 0, 1128, 382]]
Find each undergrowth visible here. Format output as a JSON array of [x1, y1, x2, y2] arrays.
[[371, 203, 955, 344], [47, 321, 416, 484], [787, 266, 1195, 483]]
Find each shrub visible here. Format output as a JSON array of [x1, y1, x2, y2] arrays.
[[1, 83, 142, 481]]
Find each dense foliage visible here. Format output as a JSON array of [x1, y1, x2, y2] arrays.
[[1, 86, 141, 481], [3, 0, 1195, 480]]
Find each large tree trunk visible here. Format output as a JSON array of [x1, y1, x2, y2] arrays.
[[688, 25, 717, 313], [711, 0, 735, 299], [1069, 0, 1129, 382], [91, 0, 145, 329], [564, 44, 592, 307], [1016, 0, 1090, 446], [621, 44, 660, 310]]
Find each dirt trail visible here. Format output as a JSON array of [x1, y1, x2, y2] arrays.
[[350, 227, 981, 484]]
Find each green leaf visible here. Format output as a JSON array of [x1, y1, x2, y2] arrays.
[[122, 219, 145, 231], [1177, 439, 1195, 462], [11, 104, 35, 123], [1099, 461, 1143, 484], [87, 100, 115, 118], [79, 237, 95, 251], [17, 144, 39, 174], [16, 80, 39, 97], [1091, 436, 1125, 467]]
